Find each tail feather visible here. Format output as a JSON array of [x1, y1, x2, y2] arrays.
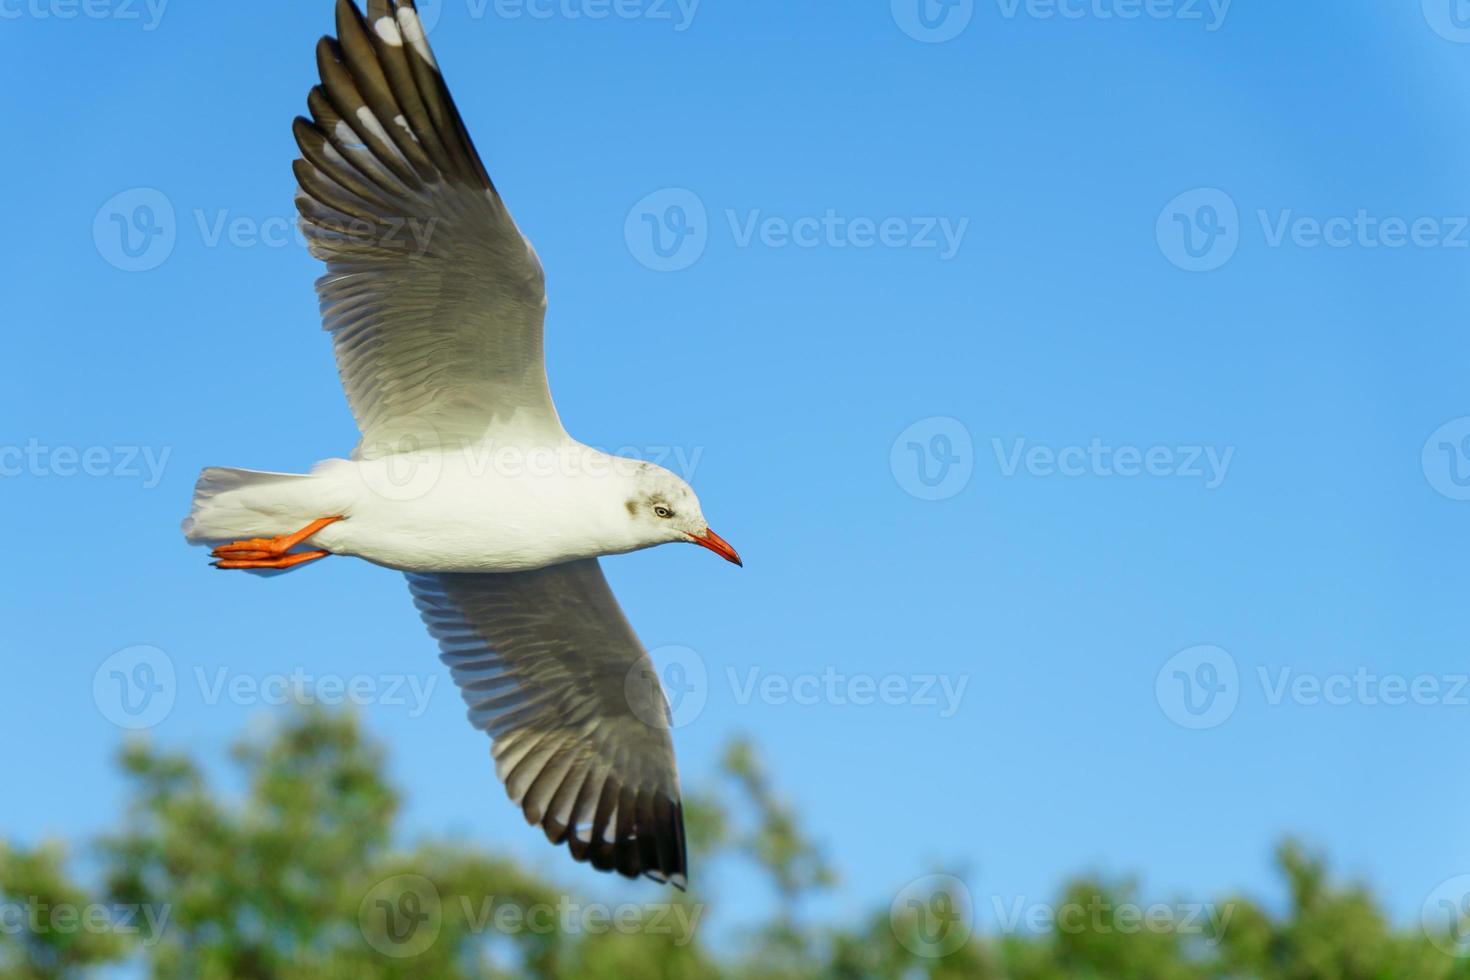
[[182, 467, 323, 545]]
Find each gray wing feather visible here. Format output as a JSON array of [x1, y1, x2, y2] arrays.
[[294, 0, 560, 457], [407, 560, 689, 888]]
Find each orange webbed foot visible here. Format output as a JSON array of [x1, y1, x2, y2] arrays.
[[213, 549, 331, 571], [210, 516, 344, 571]]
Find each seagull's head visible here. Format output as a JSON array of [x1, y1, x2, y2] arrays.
[[624, 462, 742, 567]]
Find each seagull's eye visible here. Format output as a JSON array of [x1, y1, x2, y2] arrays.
[[653, 506, 673, 519]]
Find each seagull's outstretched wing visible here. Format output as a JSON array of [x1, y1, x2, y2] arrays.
[[407, 561, 689, 888], [293, 0, 559, 457]]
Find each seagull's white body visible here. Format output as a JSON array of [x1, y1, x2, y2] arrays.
[[182, 0, 741, 890], [188, 443, 665, 574]]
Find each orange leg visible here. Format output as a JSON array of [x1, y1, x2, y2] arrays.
[[211, 516, 344, 571], [213, 550, 331, 571]]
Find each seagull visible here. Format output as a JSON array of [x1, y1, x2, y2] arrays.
[[181, 0, 741, 890]]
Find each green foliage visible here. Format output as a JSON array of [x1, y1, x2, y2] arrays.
[[0, 841, 126, 979], [0, 707, 1465, 979]]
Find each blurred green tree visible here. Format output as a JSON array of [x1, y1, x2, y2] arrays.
[[0, 842, 126, 979], [1, 706, 1466, 979]]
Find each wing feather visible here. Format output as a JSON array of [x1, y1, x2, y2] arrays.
[[295, 0, 560, 458], [407, 560, 689, 888]]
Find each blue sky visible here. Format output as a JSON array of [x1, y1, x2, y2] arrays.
[[5, 0, 1470, 951]]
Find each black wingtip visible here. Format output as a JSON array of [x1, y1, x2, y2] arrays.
[[541, 793, 688, 889]]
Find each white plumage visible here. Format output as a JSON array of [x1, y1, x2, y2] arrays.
[[181, 0, 742, 889]]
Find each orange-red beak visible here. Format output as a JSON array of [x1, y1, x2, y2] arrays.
[[688, 528, 742, 567]]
